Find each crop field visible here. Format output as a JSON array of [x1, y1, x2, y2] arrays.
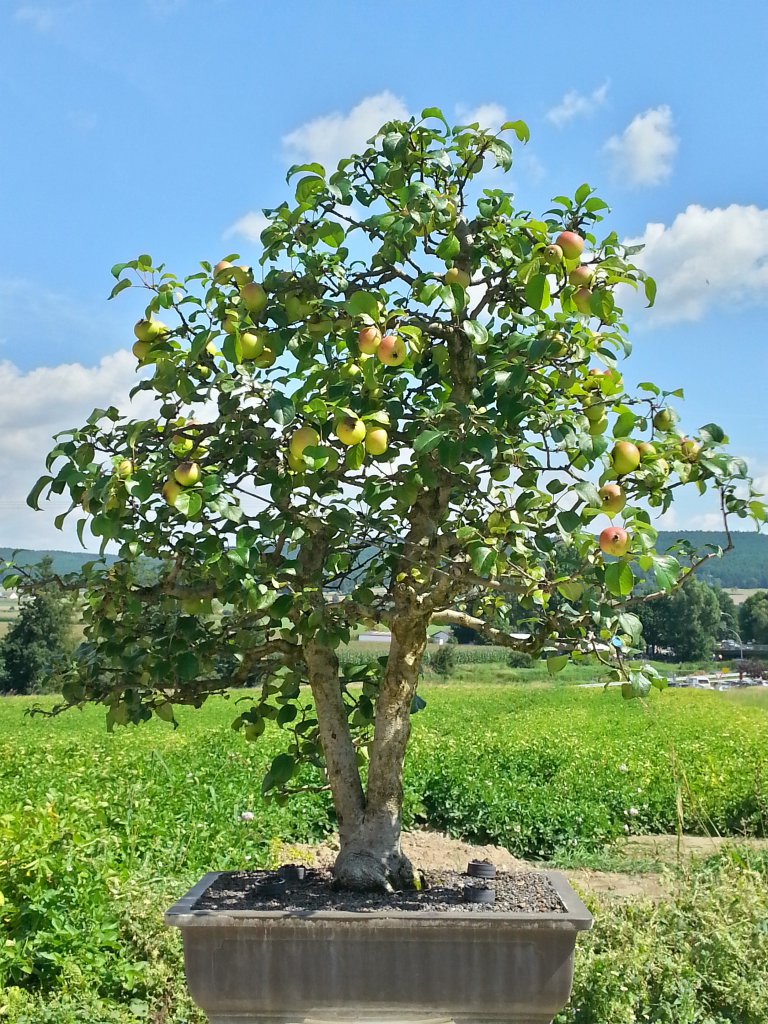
[[1, 684, 767, 1022]]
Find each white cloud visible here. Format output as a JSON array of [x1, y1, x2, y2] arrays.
[[625, 204, 768, 323], [282, 92, 409, 171], [455, 102, 507, 132], [546, 83, 609, 127], [604, 106, 678, 187], [14, 4, 56, 31], [0, 352, 159, 549], [223, 211, 270, 245]]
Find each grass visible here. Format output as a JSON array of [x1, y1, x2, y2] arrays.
[[1, 681, 766, 1022]]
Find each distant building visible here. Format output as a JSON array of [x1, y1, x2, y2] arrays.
[[357, 631, 392, 644], [431, 630, 453, 645]]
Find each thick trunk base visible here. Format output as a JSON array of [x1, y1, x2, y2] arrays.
[[333, 818, 418, 892]]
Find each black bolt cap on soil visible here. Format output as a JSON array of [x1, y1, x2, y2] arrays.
[[467, 860, 497, 879], [463, 884, 496, 904], [279, 864, 307, 881], [253, 876, 287, 899]]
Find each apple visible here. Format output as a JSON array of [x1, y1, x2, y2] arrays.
[[569, 265, 593, 287], [240, 282, 268, 315], [307, 317, 332, 337], [289, 426, 320, 457], [599, 526, 630, 557], [573, 286, 594, 315], [358, 326, 382, 354], [637, 441, 657, 460], [680, 439, 702, 463], [491, 465, 510, 482], [253, 347, 276, 368], [240, 331, 266, 360], [588, 414, 608, 436], [132, 340, 152, 362], [653, 408, 674, 431], [340, 361, 362, 380], [584, 401, 606, 422], [285, 294, 312, 323], [555, 231, 585, 260], [612, 441, 641, 475], [287, 451, 306, 472], [162, 479, 184, 506], [171, 432, 194, 454], [377, 334, 407, 366], [335, 416, 366, 446], [174, 462, 201, 487], [134, 318, 168, 343], [221, 310, 240, 334], [117, 459, 134, 479], [364, 426, 389, 456], [543, 244, 563, 265], [444, 267, 471, 289], [547, 333, 569, 357], [599, 483, 626, 515], [213, 260, 233, 280]]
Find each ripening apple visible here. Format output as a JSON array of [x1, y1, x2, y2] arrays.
[[680, 439, 702, 463], [377, 334, 407, 366], [573, 287, 594, 315], [174, 462, 201, 487], [253, 347, 276, 368], [289, 426, 320, 458], [599, 483, 626, 516], [240, 282, 268, 315], [548, 333, 569, 357], [132, 340, 152, 362], [444, 267, 471, 289], [364, 426, 389, 456], [599, 526, 630, 557], [588, 414, 609, 436], [240, 331, 266, 360], [569, 265, 593, 287], [584, 401, 606, 422], [231, 265, 251, 287], [285, 294, 312, 323], [612, 441, 641, 475], [162, 479, 184, 506], [340, 361, 362, 380], [555, 231, 585, 260], [653, 408, 674, 431], [213, 260, 233, 280], [117, 459, 134, 479], [335, 416, 366, 446], [543, 244, 563, 265], [637, 441, 657, 461], [358, 326, 382, 354], [134, 318, 168, 343], [287, 451, 306, 472], [221, 310, 239, 334], [491, 465, 510, 482]]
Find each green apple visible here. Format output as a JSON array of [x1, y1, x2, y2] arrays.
[[491, 464, 510, 482], [637, 441, 657, 460], [240, 331, 266, 360], [612, 441, 641, 475], [285, 293, 312, 322], [653, 408, 674, 431], [289, 426, 320, 457], [444, 267, 471, 289], [253, 347, 276, 368], [588, 414, 608, 436], [231, 265, 251, 287], [335, 416, 366, 446], [364, 426, 388, 456], [132, 340, 152, 362], [240, 282, 268, 315], [134, 318, 168, 343], [542, 244, 563, 265], [116, 459, 134, 479], [213, 260, 234, 280], [599, 483, 626, 515], [340, 361, 362, 380], [680, 439, 701, 463], [584, 401, 606, 422], [162, 479, 184, 506], [174, 462, 201, 487]]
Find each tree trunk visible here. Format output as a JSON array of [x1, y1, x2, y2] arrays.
[[333, 612, 430, 890]]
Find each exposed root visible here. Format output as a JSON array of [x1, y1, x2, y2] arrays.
[[332, 845, 419, 893]]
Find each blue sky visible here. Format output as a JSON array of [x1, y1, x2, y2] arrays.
[[1, 0, 767, 548]]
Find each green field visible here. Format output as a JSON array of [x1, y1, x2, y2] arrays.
[[1, 684, 767, 1022]]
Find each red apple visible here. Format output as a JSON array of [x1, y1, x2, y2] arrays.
[[569, 265, 593, 287], [599, 526, 630, 557], [358, 326, 382, 354], [573, 286, 594, 315], [377, 334, 407, 366], [555, 231, 585, 260]]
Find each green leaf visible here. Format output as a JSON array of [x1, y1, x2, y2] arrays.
[[421, 106, 448, 126], [346, 291, 380, 318], [500, 120, 530, 143], [524, 274, 551, 310], [618, 612, 643, 644], [108, 278, 131, 300], [574, 183, 592, 205], [644, 276, 657, 307], [27, 475, 52, 510], [173, 491, 202, 518], [286, 162, 326, 181], [263, 752, 294, 792], [177, 653, 199, 680], [436, 234, 460, 260], [463, 320, 488, 348], [267, 393, 296, 426], [470, 545, 496, 575], [652, 554, 679, 591], [316, 221, 345, 248], [414, 429, 445, 454], [699, 422, 725, 444], [612, 411, 636, 438], [488, 138, 513, 171], [605, 561, 634, 597], [547, 654, 569, 675]]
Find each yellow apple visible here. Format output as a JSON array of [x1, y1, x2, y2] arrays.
[[377, 334, 407, 366], [444, 267, 471, 289], [364, 426, 388, 455], [290, 426, 320, 457], [599, 484, 626, 515], [134, 318, 168, 343], [335, 416, 366, 446], [162, 479, 184, 506], [240, 331, 266, 360], [174, 462, 201, 487], [612, 441, 641, 475]]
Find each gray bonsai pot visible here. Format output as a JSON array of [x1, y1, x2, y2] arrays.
[[166, 871, 591, 1024]]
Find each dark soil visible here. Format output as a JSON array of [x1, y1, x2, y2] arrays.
[[194, 868, 566, 915]]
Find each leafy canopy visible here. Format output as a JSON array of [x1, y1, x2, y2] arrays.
[[17, 107, 764, 797]]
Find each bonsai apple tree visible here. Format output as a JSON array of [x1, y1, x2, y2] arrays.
[[21, 108, 764, 890]]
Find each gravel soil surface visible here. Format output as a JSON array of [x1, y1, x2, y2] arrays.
[[194, 868, 566, 915]]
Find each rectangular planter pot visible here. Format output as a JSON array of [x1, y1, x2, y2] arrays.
[[166, 871, 592, 1024]]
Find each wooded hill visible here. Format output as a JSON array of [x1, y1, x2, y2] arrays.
[[2, 531, 767, 589]]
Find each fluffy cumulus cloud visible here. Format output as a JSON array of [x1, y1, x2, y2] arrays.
[[282, 92, 409, 171], [546, 83, 609, 127], [604, 106, 678, 187], [222, 211, 270, 245], [0, 352, 158, 549], [625, 204, 768, 323]]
